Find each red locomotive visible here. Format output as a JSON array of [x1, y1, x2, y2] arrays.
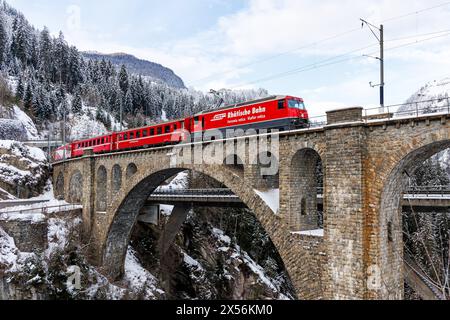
[[53, 95, 308, 161]]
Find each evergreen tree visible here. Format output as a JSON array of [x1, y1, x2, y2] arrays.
[[16, 75, 24, 100], [23, 81, 33, 110], [124, 89, 133, 114], [38, 27, 53, 78], [118, 64, 129, 93], [11, 16, 29, 66], [0, 17, 6, 65], [71, 90, 83, 114]]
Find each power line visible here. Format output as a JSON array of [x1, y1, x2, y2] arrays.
[[228, 31, 450, 89], [382, 1, 450, 23], [386, 28, 450, 42], [189, 1, 450, 87], [229, 46, 373, 89], [189, 27, 361, 85]]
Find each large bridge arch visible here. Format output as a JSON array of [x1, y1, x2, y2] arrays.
[[367, 125, 450, 299], [98, 162, 313, 297]]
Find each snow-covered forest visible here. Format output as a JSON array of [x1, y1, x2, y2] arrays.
[[0, 0, 268, 140]]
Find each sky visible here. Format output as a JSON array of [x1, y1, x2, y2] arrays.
[[7, 0, 450, 116]]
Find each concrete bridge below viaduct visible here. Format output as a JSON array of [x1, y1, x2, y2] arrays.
[[52, 107, 450, 300]]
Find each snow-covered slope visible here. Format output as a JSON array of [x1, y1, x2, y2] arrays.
[[399, 78, 450, 174], [399, 78, 450, 115], [0, 140, 49, 199]]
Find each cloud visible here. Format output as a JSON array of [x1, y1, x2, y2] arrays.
[[59, 0, 450, 106]]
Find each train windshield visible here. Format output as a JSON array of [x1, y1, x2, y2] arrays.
[[288, 99, 306, 110]]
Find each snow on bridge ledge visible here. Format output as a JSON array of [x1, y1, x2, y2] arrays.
[[254, 189, 279, 214], [291, 229, 324, 237]]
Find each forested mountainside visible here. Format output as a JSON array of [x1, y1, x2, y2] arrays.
[[82, 52, 186, 89], [0, 0, 268, 138]]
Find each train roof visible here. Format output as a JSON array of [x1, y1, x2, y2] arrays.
[[196, 95, 297, 115]]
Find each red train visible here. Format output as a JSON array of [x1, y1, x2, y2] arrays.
[[53, 95, 308, 161]]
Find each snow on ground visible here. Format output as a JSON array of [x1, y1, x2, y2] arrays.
[[212, 228, 231, 245], [291, 229, 325, 237], [0, 226, 19, 268], [211, 226, 292, 300], [183, 251, 205, 272], [46, 216, 82, 259], [156, 171, 189, 191], [0, 140, 47, 163], [0, 225, 35, 273], [124, 247, 164, 299], [160, 204, 174, 216], [68, 104, 124, 141], [254, 189, 279, 214], [161, 109, 168, 121], [12, 106, 40, 140], [0, 187, 16, 200]]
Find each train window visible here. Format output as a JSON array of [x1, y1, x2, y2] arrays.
[[136, 131, 141, 138], [278, 100, 285, 109], [165, 126, 170, 134], [124, 134, 128, 140], [288, 100, 305, 110], [150, 128, 155, 136], [130, 132, 135, 139], [194, 116, 199, 124], [173, 124, 177, 130], [157, 127, 162, 135], [143, 130, 148, 137]]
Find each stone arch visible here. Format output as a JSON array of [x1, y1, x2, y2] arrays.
[[378, 139, 450, 299], [289, 148, 323, 231], [126, 163, 138, 179], [55, 172, 64, 199], [101, 165, 302, 293], [223, 154, 244, 175], [68, 170, 83, 203], [112, 165, 122, 192], [96, 166, 108, 212]]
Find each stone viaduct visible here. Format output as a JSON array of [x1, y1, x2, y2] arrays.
[[52, 107, 450, 300]]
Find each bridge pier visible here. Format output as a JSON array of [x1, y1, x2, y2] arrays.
[[323, 107, 367, 299]]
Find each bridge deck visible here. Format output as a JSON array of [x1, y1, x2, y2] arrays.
[[148, 188, 450, 209]]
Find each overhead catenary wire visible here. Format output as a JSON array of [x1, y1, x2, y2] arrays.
[[228, 31, 450, 89], [189, 1, 450, 87]]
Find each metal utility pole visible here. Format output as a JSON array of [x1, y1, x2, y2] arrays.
[[210, 89, 224, 109], [120, 103, 123, 132], [63, 103, 67, 160], [361, 19, 385, 113]]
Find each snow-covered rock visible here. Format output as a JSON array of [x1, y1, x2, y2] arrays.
[[0, 140, 49, 199], [398, 78, 450, 175]]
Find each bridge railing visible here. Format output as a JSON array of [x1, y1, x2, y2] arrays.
[[317, 186, 450, 197], [308, 97, 450, 128], [406, 185, 450, 198], [151, 188, 237, 197], [0, 203, 83, 215]]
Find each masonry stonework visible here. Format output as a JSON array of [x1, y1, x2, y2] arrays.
[[53, 110, 450, 300]]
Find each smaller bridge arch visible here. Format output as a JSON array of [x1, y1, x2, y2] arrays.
[[68, 170, 83, 203], [289, 148, 323, 231], [112, 164, 123, 192], [96, 166, 108, 212], [126, 163, 138, 179]]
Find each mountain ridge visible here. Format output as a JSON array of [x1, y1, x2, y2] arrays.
[[82, 52, 186, 89]]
